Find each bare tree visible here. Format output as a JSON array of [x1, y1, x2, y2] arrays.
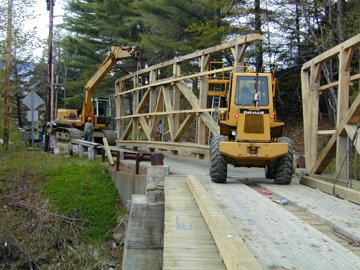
[[3, 0, 12, 149], [255, 0, 263, 72]]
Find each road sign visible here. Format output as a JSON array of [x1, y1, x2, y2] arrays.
[[22, 90, 44, 110], [27, 110, 39, 122], [22, 91, 44, 146]]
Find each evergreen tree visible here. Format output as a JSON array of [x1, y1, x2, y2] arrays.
[[61, 0, 141, 108], [132, 0, 238, 64]]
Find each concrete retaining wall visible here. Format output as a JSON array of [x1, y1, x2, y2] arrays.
[[108, 165, 168, 270], [108, 169, 147, 205]]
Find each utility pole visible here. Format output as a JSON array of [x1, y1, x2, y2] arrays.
[[3, 0, 12, 150], [45, 0, 54, 152]]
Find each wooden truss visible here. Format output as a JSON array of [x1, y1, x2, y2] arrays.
[[301, 34, 360, 179], [114, 34, 262, 156]]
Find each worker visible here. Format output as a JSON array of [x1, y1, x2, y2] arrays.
[[84, 117, 94, 141], [156, 120, 162, 141]]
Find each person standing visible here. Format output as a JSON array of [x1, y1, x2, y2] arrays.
[[84, 117, 94, 141], [156, 120, 162, 141]]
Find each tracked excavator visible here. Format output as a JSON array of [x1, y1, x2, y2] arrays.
[[54, 45, 140, 144]]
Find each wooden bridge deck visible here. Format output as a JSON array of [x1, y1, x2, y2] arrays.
[[164, 174, 360, 270], [163, 176, 226, 270]]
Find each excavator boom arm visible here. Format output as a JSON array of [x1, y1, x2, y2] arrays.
[[82, 45, 140, 121]]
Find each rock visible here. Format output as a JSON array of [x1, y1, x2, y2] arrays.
[[101, 261, 116, 270], [112, 232, 124, 244]]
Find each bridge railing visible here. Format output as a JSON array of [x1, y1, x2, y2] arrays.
[[301, 34, 360, 179]]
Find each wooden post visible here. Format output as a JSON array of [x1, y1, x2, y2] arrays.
[[308, 64, 321, 171], [197, 54, 210, 146], [132, 75, 139, 148], [149, 69, 157, 140], [163, 86, 174, 140], [136, 153, 140, 175], [79, 145, 84, 158], [116, 151, 120, 171], [88, 147, 94, 160], [301, 69, 311, 172], [336, 48, 353, 179], [172, 63, 181, 136], [115, 81, 124, 141]]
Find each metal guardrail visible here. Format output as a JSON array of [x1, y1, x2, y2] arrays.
[[101, 148, 164, 174]]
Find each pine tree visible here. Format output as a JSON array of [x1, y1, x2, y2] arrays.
[[61, 0, 141, 108], [133, 0, 237, 64]]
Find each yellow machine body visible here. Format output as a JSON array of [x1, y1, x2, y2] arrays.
[[218, 72, 287, 167]]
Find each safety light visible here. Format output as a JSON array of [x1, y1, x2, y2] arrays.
[[270, 114, 276, 119], [231, 130, 237, 136], [234, 113, 239, 118]]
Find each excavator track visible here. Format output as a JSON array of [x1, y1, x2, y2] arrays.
[[93, 129, 117, 145], [54, 127, 83, 142]]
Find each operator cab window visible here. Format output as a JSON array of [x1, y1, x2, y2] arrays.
[[235, 76, 269, 106], [95, 99, 109, 117]]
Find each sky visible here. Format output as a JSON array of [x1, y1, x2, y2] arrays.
[[26, 0, 66, 57]]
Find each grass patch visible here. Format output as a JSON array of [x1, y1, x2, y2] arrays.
[[1, 140, 124, 268], [42, 158, 119, 243], [1, 140, 121, 244]]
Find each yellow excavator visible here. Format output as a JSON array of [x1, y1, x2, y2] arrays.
[[54, 45, 141, 144]]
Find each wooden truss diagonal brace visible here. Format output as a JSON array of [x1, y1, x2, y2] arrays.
[[176, 81, 220, 136], [311, 92, 360, 174], [172, 114, 195, 142]]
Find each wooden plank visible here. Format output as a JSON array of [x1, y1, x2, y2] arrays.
[[199, 175, 360, 269], [138, 116, 151, 140], [260, 182, 360, 241], [176, 81, 220, 136], [115, 67, 234, 97], [318, 73, 360, 91], [336, 48, 352, 178], [116, 140, 209, 156], [162, 86, 175, 140], [120, 119, 133, 140], [102, 137, 114, 165], [116, 108, 216, 120], [187, 175, 262, 270], [317, 130, 336, 135], [70, 139, 101, 147], [302, 34, 360, 70], [163, 176, 226, 270], [172, 114, 196, 142], [345, 125, 360, 154], [301, 69, 311, 172], [117, 34, 262, 82], [308, 64, 321, 171], [311, 91, 360, 174], [300, 175, 360, 205]]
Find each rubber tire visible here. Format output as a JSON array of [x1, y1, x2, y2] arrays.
[[265, 164, 275, 179], [274, 137, 294, 185], [210, 135, 227, 183]]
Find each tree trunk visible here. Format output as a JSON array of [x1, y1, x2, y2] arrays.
[[45, 0, 54, 152], [295, 0, 301, 65], [3, 0, 12, 149], [337, 0, 345, 42], [254, 0, 263, 72]]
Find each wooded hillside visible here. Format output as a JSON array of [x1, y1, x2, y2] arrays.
[[1, 0, 360, 134]]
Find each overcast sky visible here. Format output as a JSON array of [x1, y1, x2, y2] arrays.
[[26, 0, 66, 57]]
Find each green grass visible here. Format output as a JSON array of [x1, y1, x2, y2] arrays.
[[0, 131, 121, 244], [42, 158, 119, 243]]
